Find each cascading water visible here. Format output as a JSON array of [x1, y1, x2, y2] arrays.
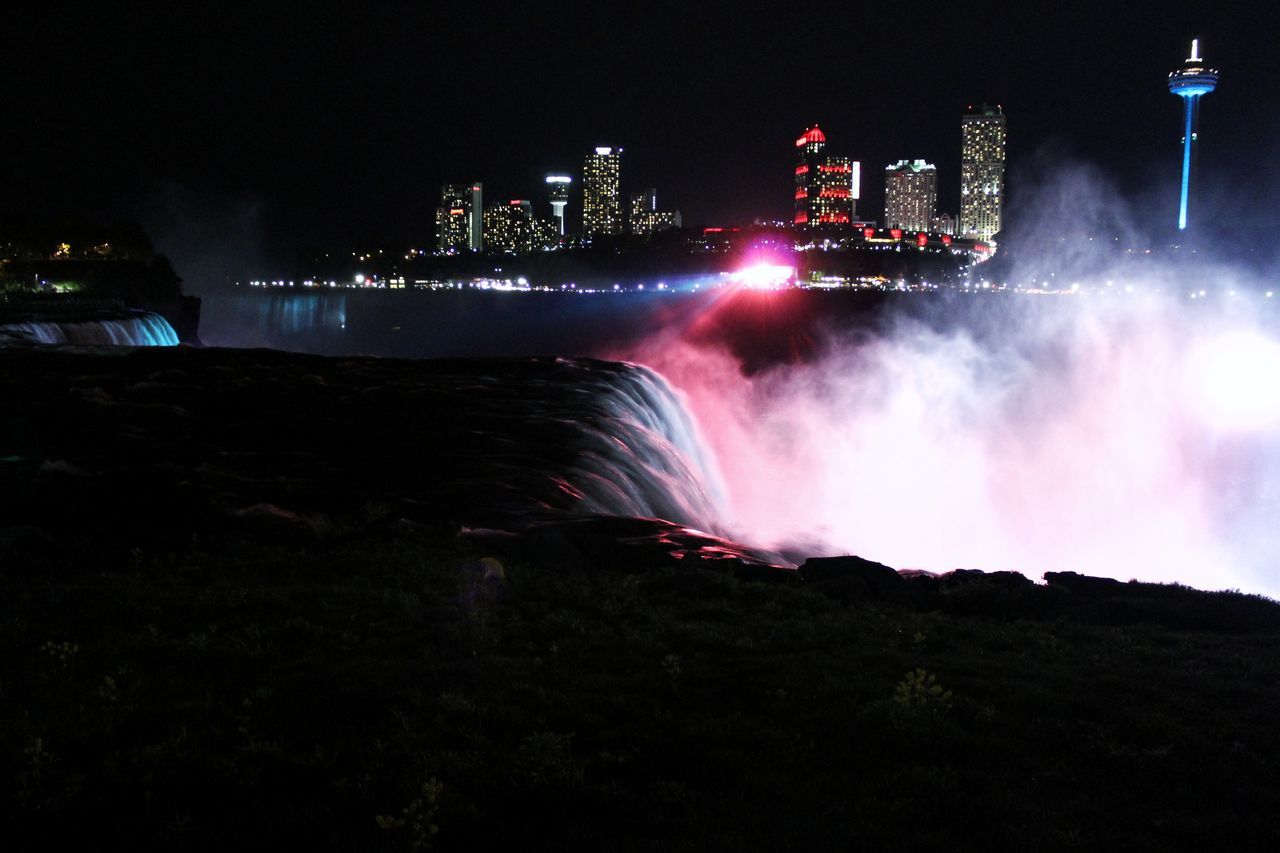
[[558, 361, 727, 530], [0, 312, 180, 347], [451, 358, 727, 535], [1, 347, 749, 562]]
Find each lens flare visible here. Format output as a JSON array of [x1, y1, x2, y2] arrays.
[[733, 263, 794, 289]]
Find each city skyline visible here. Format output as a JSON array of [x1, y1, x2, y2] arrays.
[[435, 117, 972, 253], [4, 6, 1276, 281]]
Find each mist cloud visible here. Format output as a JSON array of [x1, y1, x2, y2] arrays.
[[620, 152, 1280, 596], [625, 265, 1280, 598]]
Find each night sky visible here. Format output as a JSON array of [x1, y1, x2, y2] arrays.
[[6, 3, 1279, 285]]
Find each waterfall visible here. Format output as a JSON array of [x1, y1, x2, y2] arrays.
[[0, 312, 180, 347], [555, 360, 726, 532], [448, 358, 727, 536]]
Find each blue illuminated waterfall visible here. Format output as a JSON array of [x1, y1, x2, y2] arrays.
[[0, 312, 180, 347]]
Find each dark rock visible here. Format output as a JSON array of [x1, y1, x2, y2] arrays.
[[0, 525, 54, 560], [939, 569, 1032, 589], [938, 568, 987, 586], [986, 570, 1034, 588], [897, 568, 937, 580], [798, 555, 903, 601], [800, 555, 901, 585], [1045, 571, 1125, 597]]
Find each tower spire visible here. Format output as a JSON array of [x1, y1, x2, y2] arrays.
[[1168, 40, 1219, 230]]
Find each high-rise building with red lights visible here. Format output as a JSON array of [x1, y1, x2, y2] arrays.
[[793, 125, 859, 229], [436, 183, 483, 253]]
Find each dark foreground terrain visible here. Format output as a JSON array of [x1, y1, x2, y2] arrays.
[[2, 346, 1279, 851]]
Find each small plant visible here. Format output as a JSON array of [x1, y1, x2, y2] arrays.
[[893, 668, 953, 721], [41, 641, 79, 675], [97, 675, 119, 704], [362, 500, 392, 525], [19, 736, 57, 810], [376, 777, 443, 851], [662, 653, 682, 681], [514, 732, 583, 788]]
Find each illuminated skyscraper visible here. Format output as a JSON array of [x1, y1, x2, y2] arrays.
[[531, 216, 561, 252], [630, 187, 657, 231], [959, 105, 1006, 241], [583, 147, 622, 237], [436, 183, 483, 253], [629, 188, 681, 235], [884, 160, 938, 232], [1168, 39, 1219, 231], [793, 125, 859, 228], [545, 175, 571, 235], [483, 199, 534, 254]]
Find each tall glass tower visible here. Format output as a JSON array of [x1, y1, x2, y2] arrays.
[[959, 105, 1006, 242], [1168, 39, 1219, 231], [582, 148, 622, 238], [436, 183, 483, 253]]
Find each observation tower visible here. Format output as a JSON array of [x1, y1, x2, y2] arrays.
[[1168, 39, 1219, 231], [546, 175, 571, 235]]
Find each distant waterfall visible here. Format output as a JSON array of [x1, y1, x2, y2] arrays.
[[0, 312, 179, 347]]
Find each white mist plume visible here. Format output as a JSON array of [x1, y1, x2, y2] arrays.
[[634, 290, 1280, 596], [624, 159, 1280, 597]]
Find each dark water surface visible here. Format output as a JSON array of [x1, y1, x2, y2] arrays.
[[199, 289, 697, 358]]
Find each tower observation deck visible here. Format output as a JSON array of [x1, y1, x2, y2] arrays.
[[1168, 39, 1219, 231]]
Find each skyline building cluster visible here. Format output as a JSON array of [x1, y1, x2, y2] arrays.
[[438, 40, 1216, 256], [438, 107, 1011, 255], [630, 188, 683, 235], [482, 199, 560, 255], [436, 146, 682, 255], [794, 107, 1007, 244]]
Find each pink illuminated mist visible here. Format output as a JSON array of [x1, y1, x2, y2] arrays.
[[619, 285, 1280, 598]]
